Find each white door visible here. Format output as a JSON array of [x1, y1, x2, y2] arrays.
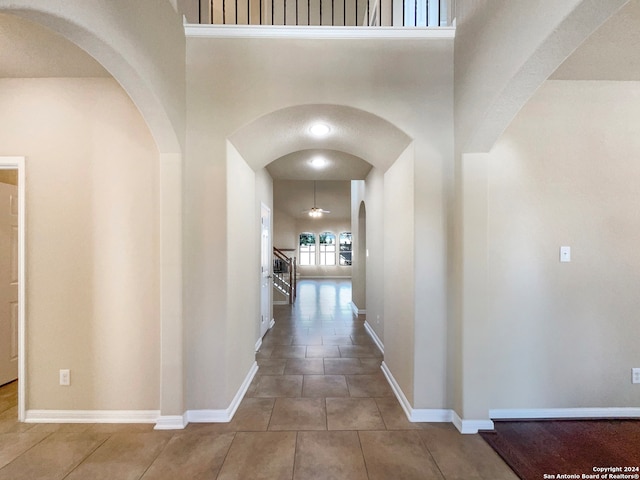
[[0, 181, 19, 385], [260, 204, 271, 339]]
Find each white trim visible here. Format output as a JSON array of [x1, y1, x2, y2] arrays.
[[381, 361, 492, 433], [452, 412, 494, 434], [490, 407, 640, 420], [186, 361, 259, 423], [350, 301, 366, 316], [381, 362, 451, 423], [154, 414, 188, 430], [381, 361, 413, 421], [185, 24, 456, 40], [364, 321, 384, 355], [0, 157, 25, 422], [269, 318, 275, 329], [25, 410, 160, 424], [273, 300, 289, 305], [255, 337, 262, 352]]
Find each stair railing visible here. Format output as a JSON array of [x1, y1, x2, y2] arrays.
[[273, 247, 297, 304]]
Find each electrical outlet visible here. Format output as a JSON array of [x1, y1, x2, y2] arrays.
[[59, 369, 70, 386], [633, 368, 640, 384]]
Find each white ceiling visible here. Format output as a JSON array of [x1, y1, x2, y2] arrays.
[[551, 0, 640, 81], [0, 13, 109, 78], [266, 149, 372, 180], [273, 180, 352, 220]]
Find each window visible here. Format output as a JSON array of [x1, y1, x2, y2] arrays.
[[339, 232, 352, 266], [299, 232, 316, 266], [318, 232, 336, 266]]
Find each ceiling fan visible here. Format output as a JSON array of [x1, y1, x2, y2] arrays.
[[302, 181, 330, 218]]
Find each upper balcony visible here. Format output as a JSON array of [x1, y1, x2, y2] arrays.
[[180, 0, 454, 28]]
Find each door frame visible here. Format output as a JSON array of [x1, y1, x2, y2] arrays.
[[259, 203, 272, 341], [0, 157, 26, 421]]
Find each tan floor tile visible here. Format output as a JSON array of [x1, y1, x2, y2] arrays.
[[268, 398, 326, 431], [253, 375, 303, 397], [359, 430, 444, 480], [292, 335, 323, 346], [303, 375, 350, 397], [293, 431, 368, 480], [26, 423, 95, 434], [0, 432, 108, 480], [419, 424, 519, 480], [261, 335, 293, 346], [86, 423, 156, 434], [140, 432, 235, 480], [339, 345, 382, 358], [284, 358, 325, 375], [230, 398, 275, 431], [321, 336, 353, 345], [270, 346, 307, 358], [256, 358, 287, 375], [0, 432, 49, 469], [346, 374, 394, 397], [217, 431, 296, 480], [305, 345, 341, 358], [375, 397, 421, 430], [324, 358, 380, 375], [326, 398, 386, 430], [64, 432, 172, 480]]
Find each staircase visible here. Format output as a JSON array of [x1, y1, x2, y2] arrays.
[[273, 247, 297, 304]]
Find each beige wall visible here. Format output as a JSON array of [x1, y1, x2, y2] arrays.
[[0, 78, 160, 410], [364, 168, 384, 341], [383, 146, 415, 401], [350, 180, 366, 311], [474, 80, 640, 415]]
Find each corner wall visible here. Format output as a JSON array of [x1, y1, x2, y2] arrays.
[[0, 78, 160, 411], [481, 80, 640, 414]]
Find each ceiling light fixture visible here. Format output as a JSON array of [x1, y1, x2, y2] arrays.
[[310, 156, 327, 169], [302, 181, 331, 218], [309, 122, 330, 137]]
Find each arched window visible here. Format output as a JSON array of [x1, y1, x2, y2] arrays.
[[319, 232, 336, 266], [339, 232, 352, 266], [299, 232, 316, 266]]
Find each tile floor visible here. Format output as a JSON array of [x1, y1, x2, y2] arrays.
[[0, 279, 518, 479]]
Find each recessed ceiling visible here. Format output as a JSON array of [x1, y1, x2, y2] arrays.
[[274, 179, 351, 220], [266, 149, 372, 180], [0, 13, 110, 78], [229, 104, 412, 175], [551, 0, 640, 81]]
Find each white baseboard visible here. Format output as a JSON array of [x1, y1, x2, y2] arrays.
[[381, 361, 492, 434], [255, 337, 262, 352], [269, 318, 275, 329], [350, 301, 366, 316], [25, 409, 160, 424], [299, 276, 352, 279], [490, 407, 640, 420], [364, 321, 384, 355], [452, 412, 494, 434], [154, 414, 187, 430], [273, 300, 288, 305], [185, 361, 259, 424]]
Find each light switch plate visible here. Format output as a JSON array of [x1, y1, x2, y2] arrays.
[[560, 246, 571, 262]]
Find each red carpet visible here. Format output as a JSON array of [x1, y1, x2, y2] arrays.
[[479, 420, 640, 480]]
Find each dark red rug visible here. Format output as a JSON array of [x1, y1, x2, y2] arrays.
[[480, 420, 640, 480]]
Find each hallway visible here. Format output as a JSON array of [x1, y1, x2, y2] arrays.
[[0, 280, 516, 479]]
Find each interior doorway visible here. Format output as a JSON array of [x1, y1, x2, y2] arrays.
[[0, 157, 25, 421], [259, 203, 272, 341]]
